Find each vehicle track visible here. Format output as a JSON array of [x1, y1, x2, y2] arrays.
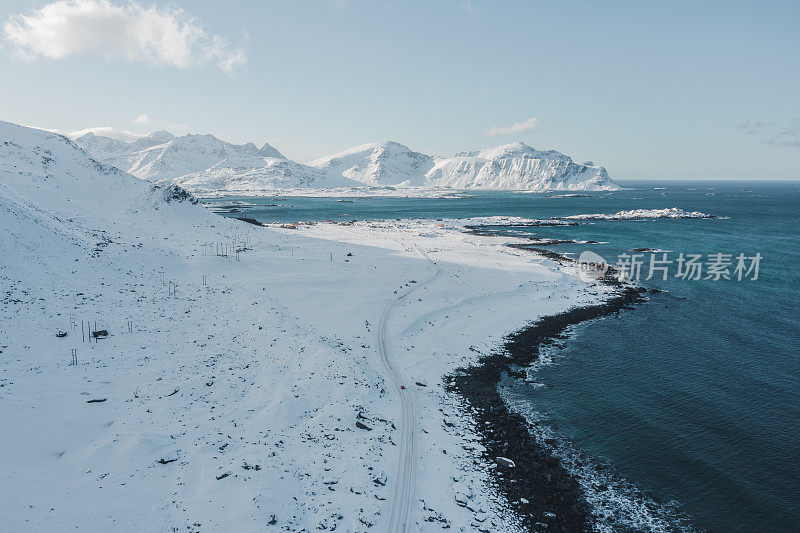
[[379, 247, 441, 533]]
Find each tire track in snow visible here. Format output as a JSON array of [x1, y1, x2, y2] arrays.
[[379, 247, 441, 533]]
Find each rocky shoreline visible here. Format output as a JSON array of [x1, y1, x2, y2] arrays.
[[447, 241, 646, 532]]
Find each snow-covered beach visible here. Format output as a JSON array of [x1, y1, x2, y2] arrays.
[[1, 122, 617, 531]]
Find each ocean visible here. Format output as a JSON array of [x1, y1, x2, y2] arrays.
[[207, 180, 800, 531]]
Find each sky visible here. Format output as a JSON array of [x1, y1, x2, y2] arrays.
[[1, 0, 799, 180]]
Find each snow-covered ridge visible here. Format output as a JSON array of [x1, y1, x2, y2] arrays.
[[308, 140, 617, 192], [76, 132, 619, 194], [563, 208, 716, 220], [1, 121, 198, 218], [0, 120, 205, 301], [162, 158, 363, 193], [426, 142, 616, 192], [74, 130, 285, 183]]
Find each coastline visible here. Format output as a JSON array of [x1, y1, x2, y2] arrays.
[[446, 233, 647, 531], [291, 217, 681, 531]]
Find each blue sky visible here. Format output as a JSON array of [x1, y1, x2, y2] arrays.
[[1, 0, 798, 179]]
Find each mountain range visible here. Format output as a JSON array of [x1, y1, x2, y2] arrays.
[[74, 131, 619, 194]]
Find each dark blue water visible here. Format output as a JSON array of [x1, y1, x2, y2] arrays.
[[208, 181, 800, 531]]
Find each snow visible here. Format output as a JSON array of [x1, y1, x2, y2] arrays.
[[309, 140, 619, 192], [75, 131, 286, 183], [448, 216, 575, 227], [76, 131, 620, 194], [1, 121, 609, 531], [564, 207, 715, 220], [164, 157, 362, 193], [309, 141, 435, 187], [426, 142, 617, 191], [189, 187, 474, 199]]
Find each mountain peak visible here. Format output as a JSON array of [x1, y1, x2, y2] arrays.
[[144, 130, 175, 141], [259, 142, 285, 159], [309, 141, 423, 167], [497, 141, 530, 150], [375, 140, 411, 150], [309, 140, 434, 186]]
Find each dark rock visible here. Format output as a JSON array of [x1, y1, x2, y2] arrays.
[[159, 184, 198, 204], [237, 217, 263, 227]]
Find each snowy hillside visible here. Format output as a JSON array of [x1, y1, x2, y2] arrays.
[[75, 130, 285, 182], [76, 130, 619, 194], [0, 121, 205, 315], [1, 122, 199, 219]]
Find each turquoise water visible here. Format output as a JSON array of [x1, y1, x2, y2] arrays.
[[208, 181, 800, 531]]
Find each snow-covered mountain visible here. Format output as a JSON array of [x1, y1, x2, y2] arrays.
[[76, 130, 618, 194], [168, 157, 363, 194], [308, 141, 617, 192], [309, 141, 436, 187], [75, 131, 285, 183], [426, 142, 616, 191]]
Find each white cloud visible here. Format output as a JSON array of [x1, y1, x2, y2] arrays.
[[486, 116, 539, 138], [3, 0, 246, 74], [132, 114, 187, 132], [34, 113, 189, 143], [45, 125, 144, 142]]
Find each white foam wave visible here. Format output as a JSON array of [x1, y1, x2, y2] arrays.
[[501, 386, 696, 532], [500, 333, 697, 532]]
